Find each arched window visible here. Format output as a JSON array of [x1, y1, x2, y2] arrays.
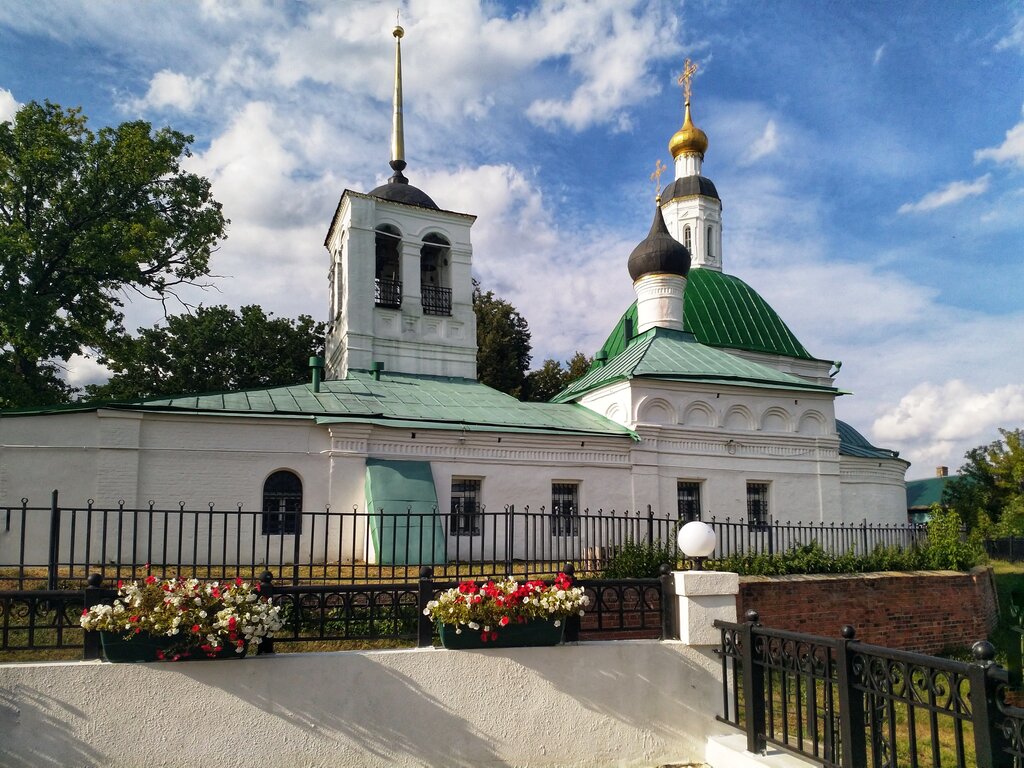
[[420, 232, 452, 316], [683, 225, 692, 251], [707, 226, 714, 261], [375, 225, 402, 308], [262, 470, 302, 535]]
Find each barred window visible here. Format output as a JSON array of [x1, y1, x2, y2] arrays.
[[677, 481, 702, 523], [262, 470, 302, 535], [746, 482, 769, 528], [450, 478, 482, 536], [552, 482, 580, 536]]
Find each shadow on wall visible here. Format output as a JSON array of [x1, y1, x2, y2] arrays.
[[530, 643, 725, 760], [176, 652, 505, 768], [0, 685, 108, 768]]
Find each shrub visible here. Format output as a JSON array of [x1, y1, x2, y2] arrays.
[[600, 540, 677, 579]]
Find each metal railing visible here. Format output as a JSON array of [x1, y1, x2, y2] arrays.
[[716, 611, 1024, 768], [374, 277, 402, 308], [421, 284, 452, 316], [1, 494, 936, 590], [0, 564, 669, 657]]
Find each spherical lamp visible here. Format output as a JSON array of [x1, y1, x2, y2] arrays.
[[677, 521, 717, 570]]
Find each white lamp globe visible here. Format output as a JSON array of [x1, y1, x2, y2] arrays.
[[677, 521, 717, 559]]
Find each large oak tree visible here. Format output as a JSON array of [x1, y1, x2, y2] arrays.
[[0, 101, 227, 407]]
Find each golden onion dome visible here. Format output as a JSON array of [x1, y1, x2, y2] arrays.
[[669, 101, 708, 159]]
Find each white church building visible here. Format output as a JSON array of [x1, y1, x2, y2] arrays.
[[0, 29, 908, 567]]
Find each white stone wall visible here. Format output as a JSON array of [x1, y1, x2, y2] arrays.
[[839, 455, 911, 525], [0, 641, 726, 768]]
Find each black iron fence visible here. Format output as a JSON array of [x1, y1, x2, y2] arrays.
[[0, 563, 669, 658], [987, 538, 1024, 563], [1, 492, 931, 589], [716, 611, 1024, 768]]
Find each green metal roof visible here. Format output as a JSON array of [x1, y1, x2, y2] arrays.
[[3, 371, 635, 439], [835, 420, 901, 459], [596, 269, 819, 364], [906, 476, 953, 509], [553, 327, 838, 403]]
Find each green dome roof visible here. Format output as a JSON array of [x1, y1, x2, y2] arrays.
[[596, 269, 815, 362]]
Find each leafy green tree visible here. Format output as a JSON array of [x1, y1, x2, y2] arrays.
[[524, 351, 594, 401], [473, 281, 531, 398], [87, 306, 325, 400], [0, 101, 227, 408], [944, 428, 1024, 530]]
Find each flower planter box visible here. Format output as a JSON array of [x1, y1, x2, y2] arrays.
[[100, 631, 245, 663], [437, 618, 565, 649]]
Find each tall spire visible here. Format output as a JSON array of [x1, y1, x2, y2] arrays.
[[390, 21, 406, 174]]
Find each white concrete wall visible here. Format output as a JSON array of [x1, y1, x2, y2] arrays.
[[0, 641, 726, 768], [840, 455, 911, 525]]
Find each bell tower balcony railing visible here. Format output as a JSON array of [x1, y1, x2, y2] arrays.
[[421, 284, 452, 316], [375, 278, 402, 308]]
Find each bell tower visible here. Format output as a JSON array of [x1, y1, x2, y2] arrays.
[[660, 59, 724, 272], [323, 22, 478, 381]]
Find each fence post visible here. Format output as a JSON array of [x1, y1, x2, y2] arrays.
[[647, 504, 654, 547], [740, 609, 767, 755], [417, 566, 434, 647], [47, 489, 60, 590], [259, 571, 275, 655], [83, 572, 103, 660], [969, 640, 1013, 768], [291, 527, 301, 586], [563, 563, 580, 642], [861, 519, 868, 555], [659, 563, 676, 640], [834, 625, 867, 768]]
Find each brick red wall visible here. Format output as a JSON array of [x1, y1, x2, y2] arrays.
[[736, 567, 999, 654]]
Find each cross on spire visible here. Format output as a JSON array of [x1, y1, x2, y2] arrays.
[[650, 159, 667, 200], [678, 58, 698, 105]]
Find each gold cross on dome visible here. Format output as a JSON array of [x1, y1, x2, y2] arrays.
[[678, 58, 698, 103], [650, 159, 667, 197]]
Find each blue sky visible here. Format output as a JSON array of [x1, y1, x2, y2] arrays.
[[1, 0, 1022, 478]]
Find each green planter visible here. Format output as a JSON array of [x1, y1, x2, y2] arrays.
[[99, 631, 246, 663], [437, 618, 565, 649]]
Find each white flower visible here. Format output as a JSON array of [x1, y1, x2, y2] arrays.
[[554, 620, 561, 627], [468, 622, 479, 631]]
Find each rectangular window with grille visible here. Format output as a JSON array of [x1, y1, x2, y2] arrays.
[[552, 482, 580, 536], [450, 478, 482, 536], [677, 481, 702, 522], [747, 482, 770, 528]]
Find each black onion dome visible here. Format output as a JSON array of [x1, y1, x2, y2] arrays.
[[628, 205, 691, 281], [661, 175, 720, 202], [369, 163, 439, 210]]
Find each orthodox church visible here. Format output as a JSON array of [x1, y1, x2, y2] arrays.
[[0, 27, 908, 565]]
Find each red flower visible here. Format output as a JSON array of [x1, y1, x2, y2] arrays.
[[228, 616, 237, 628], [490, 631, 498, 641], [235, 577, 243, 586], [145, 575, 157, 585], [81, 608, 89, 617], [156, 650, 165, 660], [201, 644, 212, 652], [191, 624, 201, 634], [499, 616, 510, 627], [480, 632, 489, 642], [129, 615, 139, 623], [117, 580, 123, 589]]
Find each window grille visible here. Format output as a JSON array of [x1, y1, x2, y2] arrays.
[[374, 278, 402, 308], [450, 479, 482, 536], [677, 481, 702, 522], [746, 482, 770, 528], [262, 471, 302, 535], [551, 483, 580, 536]]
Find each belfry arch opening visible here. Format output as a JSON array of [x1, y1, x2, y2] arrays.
[[375, 224, 402, 308], [420, 232, 452, 316]]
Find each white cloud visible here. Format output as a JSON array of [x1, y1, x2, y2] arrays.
[[64, 354, 111, 390], [996, 15, 1024, 51], [975, 117, 1024, 168], [897, 174, 991, 214], [0, 87, 19, 123], [873, 44, 886, 66], [741, 119, 779, 165], [872, 381, 1024, 470], [131, 69, 205, 112]]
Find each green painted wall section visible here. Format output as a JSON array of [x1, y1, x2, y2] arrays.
[[364, 459, 445, 566]]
